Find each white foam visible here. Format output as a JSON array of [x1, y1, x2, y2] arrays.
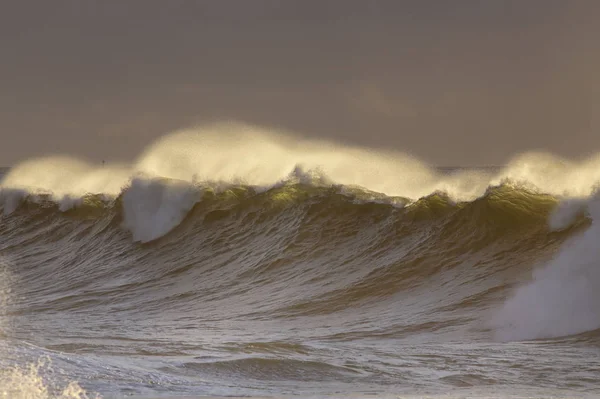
[[493, 194, 600, 341], [548, 198, 590, 231], [0, 358, 100, 399], [0, 260, 97, 398]]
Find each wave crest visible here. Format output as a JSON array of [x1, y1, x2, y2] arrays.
[[3, 123, 600, 205]]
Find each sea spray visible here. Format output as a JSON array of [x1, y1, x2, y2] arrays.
[[493, 193, 600, 341], [0, 358, 100, 399]]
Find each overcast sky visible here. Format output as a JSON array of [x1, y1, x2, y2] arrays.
[[1, 0, 598, 166]]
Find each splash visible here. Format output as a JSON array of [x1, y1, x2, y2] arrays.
[[0, 358, 100, 399], [548, 197, 590, 231], [493, 193, 600, 341]]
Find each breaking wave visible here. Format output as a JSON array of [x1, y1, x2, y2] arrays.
[[2, 123, 600, 396]]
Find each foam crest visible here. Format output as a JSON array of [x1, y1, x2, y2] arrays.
[[493, 152, 600, 198], [493, 193, 600, 341], [132, 124, 600, 201], [0, 156, 130, 209], [4, 124, 600, 205], [3, 123, 600, 242], [134, 123, 448, 198]]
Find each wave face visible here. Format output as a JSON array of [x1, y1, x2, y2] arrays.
[[1, 124, 600, 398]]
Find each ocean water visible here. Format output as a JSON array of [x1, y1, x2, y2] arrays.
[[1, 124, 600, 398]]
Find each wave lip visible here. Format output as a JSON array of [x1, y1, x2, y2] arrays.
[[121, 177, 201, 243]]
